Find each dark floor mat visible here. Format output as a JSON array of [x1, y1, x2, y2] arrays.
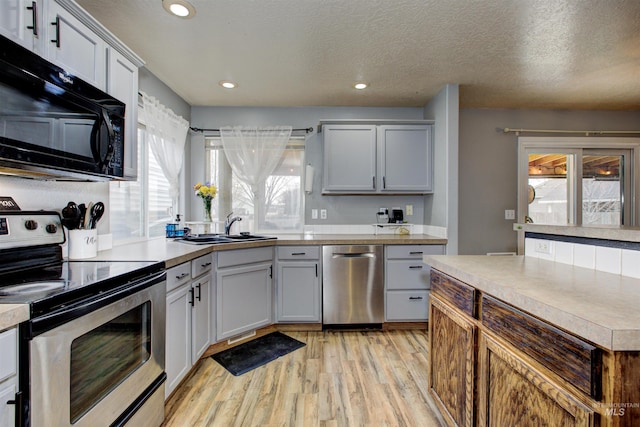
[[211, 332, 306, 376]]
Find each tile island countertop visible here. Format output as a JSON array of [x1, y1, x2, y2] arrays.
[[424, 254, 640, 352]]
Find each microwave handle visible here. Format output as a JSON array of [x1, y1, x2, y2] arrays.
[[91, 109, 116, 172]]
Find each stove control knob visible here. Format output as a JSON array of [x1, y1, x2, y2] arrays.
[[24, 219, 38, 230], [46, 223, 58, 234]]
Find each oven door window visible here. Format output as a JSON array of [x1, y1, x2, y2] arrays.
[[69, 301, 151, 423]]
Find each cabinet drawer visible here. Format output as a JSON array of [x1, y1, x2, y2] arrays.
[[430, 270, 476, 317], [386, 291, 429, 321], [277, 246, 320, 260], [217, 246, 273, 268], [482, 295, 601, 398], [166, 262, 191, 293], [386, 244, 444, 260], [0, 328, 16, 382], [386, 260, 430, 290], [191, 254, 213, 278]]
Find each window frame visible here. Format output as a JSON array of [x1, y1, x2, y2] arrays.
[[517, 137, 640, 227]]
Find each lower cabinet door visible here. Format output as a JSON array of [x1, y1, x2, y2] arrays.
[[478, 332, 595, 427], [277, 261, 320, 322], [217, 262, 272, 340], [0, 380, 16, 427], [191, 278, 211, 364], [429, 295, 476, 427], [165, 284, 191, 398]]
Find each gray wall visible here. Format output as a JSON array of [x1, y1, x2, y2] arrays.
[[188, 106, 429, 225], [424, 84, 459, 254], [139, 68, 191, 121], [458, 108, 640, 255]]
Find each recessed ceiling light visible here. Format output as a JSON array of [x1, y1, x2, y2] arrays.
[[354, 82, 368, 90], [162, 0, 196, 18], [219, 81, 237, 89]]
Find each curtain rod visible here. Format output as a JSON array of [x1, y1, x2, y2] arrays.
[[190, 127, 314, 134], [499, 127, 640, 136]]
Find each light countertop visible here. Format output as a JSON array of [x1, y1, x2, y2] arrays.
[[514, 223, 640, 243], [93, 233, 447, 268], [0, 304, 29, 331], [424, 254, 640, 352], [0, 233, 446, 329]]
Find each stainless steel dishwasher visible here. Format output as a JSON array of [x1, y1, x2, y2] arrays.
[[322, 245, 384, 325]]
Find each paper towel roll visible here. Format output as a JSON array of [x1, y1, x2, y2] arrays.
[[305, 164, 314, 193]]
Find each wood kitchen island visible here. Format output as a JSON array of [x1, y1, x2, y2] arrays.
[[424, 254, 640, 427]]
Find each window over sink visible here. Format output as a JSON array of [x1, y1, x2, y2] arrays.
[[204, 137, 305, 233]]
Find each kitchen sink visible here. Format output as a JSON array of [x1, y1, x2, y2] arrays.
[[177, 233, 276, 244], [225, 234, 277, 241]]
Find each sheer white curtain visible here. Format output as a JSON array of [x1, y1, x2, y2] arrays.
[[219, 126, 292, 229], [139, 91, 189, 215]]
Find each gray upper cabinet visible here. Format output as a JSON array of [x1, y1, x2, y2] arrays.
[[322, 124, 377, 192], [322, 122, 433, 194], [378, 125, 432, 193]]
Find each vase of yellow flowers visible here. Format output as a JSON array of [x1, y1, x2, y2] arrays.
[[193, 182, 217, 222]]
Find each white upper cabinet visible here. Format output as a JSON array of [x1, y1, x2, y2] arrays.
[[45, 1, 106, 89], [322, 122, 433, 194], [0, 0, 42, 51], [107, 47, 139, 179]]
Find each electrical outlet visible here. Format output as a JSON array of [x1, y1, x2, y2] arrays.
[[534, 240, 552, 254], [320, 209, 327, 220], [505, 209, 515, 220], [405, 205, 413, 216], [311, 209, 318, 219]]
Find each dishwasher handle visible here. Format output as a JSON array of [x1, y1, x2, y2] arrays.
[[332, 252, 376, 259]]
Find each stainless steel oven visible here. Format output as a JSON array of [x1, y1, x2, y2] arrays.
[[0, 211, 166, 426], [28, 272, 165, 427]]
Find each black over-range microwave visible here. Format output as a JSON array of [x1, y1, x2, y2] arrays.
[[0, 34, 126, 180]]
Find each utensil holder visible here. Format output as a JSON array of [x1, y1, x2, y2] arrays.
[[68, 229, 98, 259]]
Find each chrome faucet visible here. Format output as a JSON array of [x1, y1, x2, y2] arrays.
[[224, 212, 242, 235]]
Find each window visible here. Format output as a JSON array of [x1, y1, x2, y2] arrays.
[[205, 137, 305, 233], [110, 126, 173, 243], [518, 137, 639, 226]]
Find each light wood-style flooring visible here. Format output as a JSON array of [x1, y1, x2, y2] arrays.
[[162, 329, 445, 426]]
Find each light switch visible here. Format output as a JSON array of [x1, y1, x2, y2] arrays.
[[505, 209, 515, 220], [311, 209, 318, 219]]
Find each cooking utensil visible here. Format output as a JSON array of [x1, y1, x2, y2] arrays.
[[88, 202, 104, 229], [84, 202, 94, 229], [61, 201, 81, 230], [78, 204, 86, 229]]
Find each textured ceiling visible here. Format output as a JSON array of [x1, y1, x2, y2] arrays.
[[76, 0, 640, 109]]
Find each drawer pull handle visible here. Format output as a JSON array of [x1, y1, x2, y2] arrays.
[[50, 16, 60, 47], [201, 262, 212, 268], [409, 296, 423, 300], [292, 252, 306, 256], [175, 272, 189, 280], [409, 266, 423, 269], [27, 2, 38, 36], [409, 251, 424, 255]]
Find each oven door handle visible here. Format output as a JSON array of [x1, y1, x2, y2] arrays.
[[30, 270, 166, 337]]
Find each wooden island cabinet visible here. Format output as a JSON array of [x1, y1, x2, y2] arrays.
[[428, 268, 640, 427]]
